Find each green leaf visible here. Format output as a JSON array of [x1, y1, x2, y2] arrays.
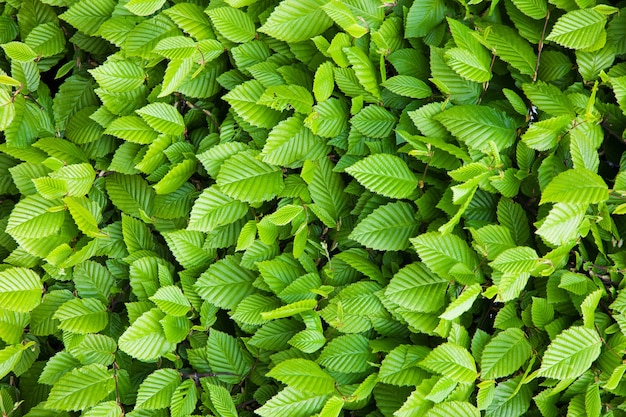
[[24, 22, 65, 57], [153, 159, 196, 195], [50, 163, 95, 196], [122, 213, 155, 253], [6, 194, 66, 239], [249, 319, 302, 351], [480, 328, 532, 379], [54, 298, 109, 334], [207, 7, 255, 43], [489, 246, 539, 274], [81, 402, 122, 417], [258, 85, 314, 114], [194, 255, 256, 310], [170, 379, 197, 417], [351, 105, 397, 138], [522, 81, 575, 117], [42, 352, 76, 385], [136, 368, 181, 409], [385, 263, 449, 313], [0, 267, 42, 312], [313, 61, 335, 102], [304, 157, 349, 224], [163, 230, 212, 270], [349, 201, 419, 251], [323, 2, 368, 37], [163, 4, 214, 40], [382, 75, 432, 99], [124, 14, 180, 59], [216, 150, 283, 204], [206, 329, 252, 384], [510, 0, 547, 19], [136, 103, 185, 136], [318, 396, 343, 417], [470, 224, 516, 260], [345, 154, 417, 199], [521, 115, 571, 151], [379, 345, 430, 386], [405, 0, 446, 38], [0, 89, 15, 130], [118, 308, 175, 361], [411, 232, 482, 285], [478, 23, 537, 76], [434, 105, 518, 152], [71, 334, 117, 366], [258, 0, 333, 42], [261, 115, 329, 168], [538, 326, 601, 379], [261, 300, 317, 320], [425, 401, 480, 417], [444, 47, 491, 83], [59, 0, 116, 35], [439, 283, 481, 320], [267, 359, 335, 395], [256, 387, 329, 417], [64, 196, 106, 238], [149, 286, 191, 317], [125, 0, 167, 16], [305, 98, 349, 138], [546, 9, 606, 51], [46, 364, 115, 411], [536, 203, 586, 246], [317, 334, 376, 373], [420, 342, 478, 383], [0, 343, 34, 380], [484, 376, 531, 417], [197, 142, 249, 178], [206, 384, 238, 417], [344, 46, 381, 101], [89, 60, 146, 93], [1, 42, 38, 62], [153, 36, 196, 59], [0, 308, 29, 345], [104, 116, 158, 144], [188, 186, 248, 232], [540, 168, 608, 205], [105, 173, 154, 218], [223, 80, 285, 129]]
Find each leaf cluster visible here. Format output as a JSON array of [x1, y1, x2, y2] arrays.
[[1, 0, 626, 416]]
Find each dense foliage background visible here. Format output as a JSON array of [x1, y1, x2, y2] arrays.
[[1, 0, 626, 415]]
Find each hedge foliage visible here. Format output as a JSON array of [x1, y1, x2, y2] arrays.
[[1, 0, 626, 415]]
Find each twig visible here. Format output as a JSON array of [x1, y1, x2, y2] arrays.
[[533, 9, 551, 82], [185, 100, 220, 132]]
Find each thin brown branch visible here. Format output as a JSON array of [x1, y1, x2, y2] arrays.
[[533, 8, 551, 82]]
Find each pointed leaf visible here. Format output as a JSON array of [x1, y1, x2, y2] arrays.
[[538, 326, 601, 379], [54, 298, 109, 334], [0, 267, 42, 312], [540, 168, 608, 205], [46, 364, 115, 411], [420, 343, 478, 383], [267, 359, 335, 395], [118, 308, 176, 361], [136, 103, 185, 136], [136, 368, 181, 409], [480, 328, 532, 379], [349, 201, 419, 251], [217, 150, 283, 204], [434, 105, 518, 152], [345, 154, 417, 199], [546, 9, 606, 51], [207, 7, 256, 43], [258, 0, 333, 42]]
